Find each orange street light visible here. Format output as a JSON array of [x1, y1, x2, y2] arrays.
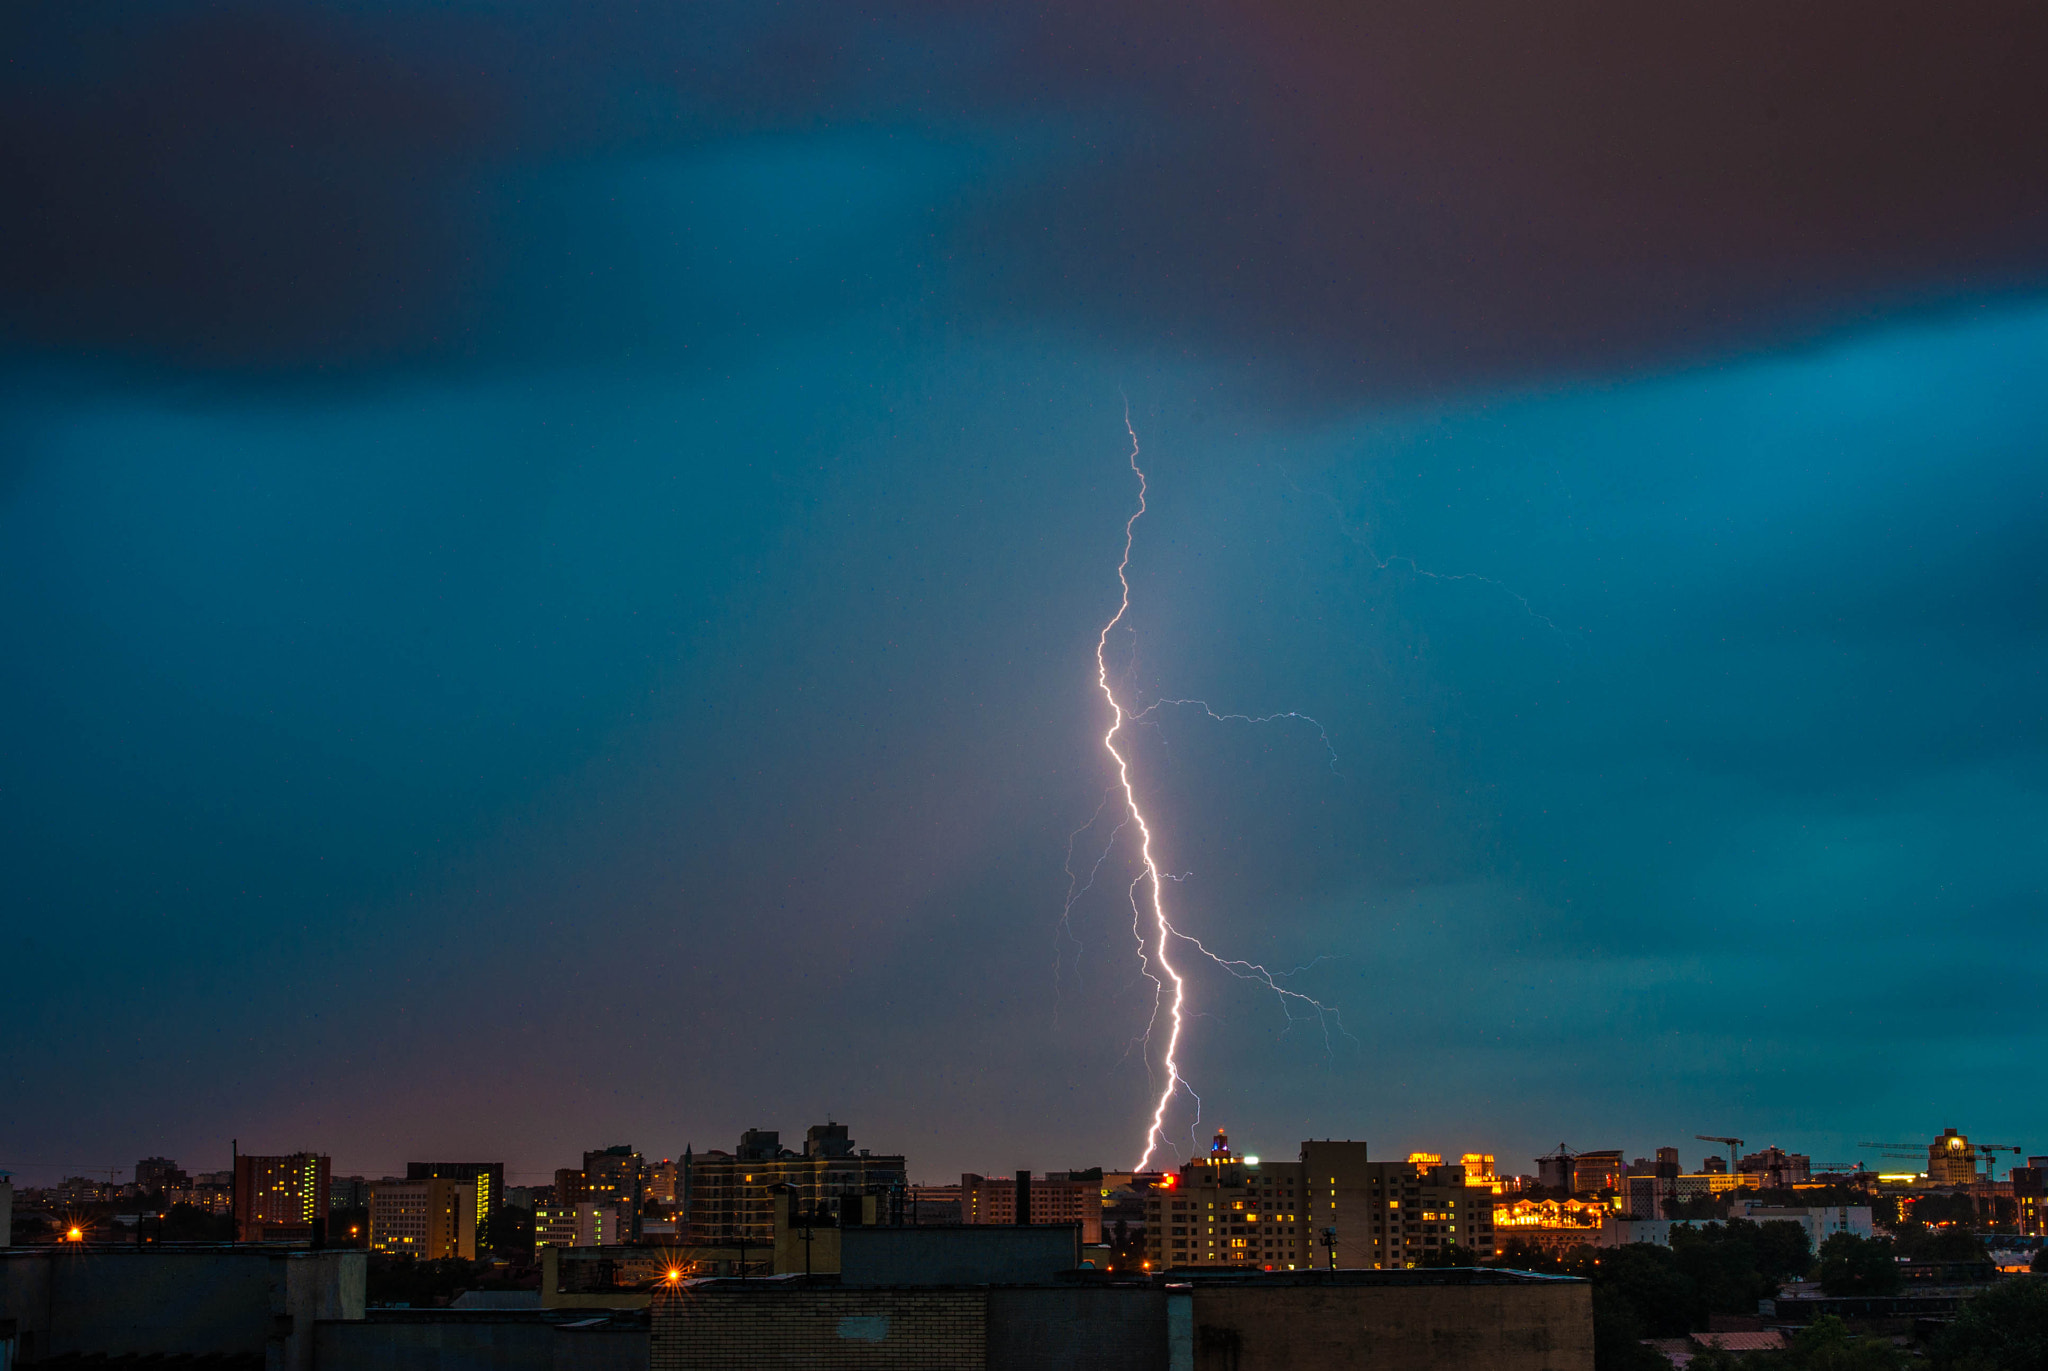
[[67, 1226, 84, 1242]]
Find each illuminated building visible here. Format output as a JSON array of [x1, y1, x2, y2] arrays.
[[1354, 1152, 1496, 1267], [405, 1162, 503, 1249], [1928, 1129, 1981, 1187], [535, 1200, 633, 1249], [684, 1123, 907, 1246], [645, 1159, 680, 1208], [1493, 1196, 1607, 1256], [959, 1171, 1103, 1242], [1144, 1131, 1313, 1270], [369, 1178, 477, 1260], [233, 1153, 330, 1244], [1141, 1132, 1494, 1271]]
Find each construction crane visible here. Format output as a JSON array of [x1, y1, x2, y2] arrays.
[[1696, 1135, 1744, 1171], [1535, 1144, 1578, 1192], [1860, 1140, 2025, 1180], [1977, 1145, 2022, 1182]]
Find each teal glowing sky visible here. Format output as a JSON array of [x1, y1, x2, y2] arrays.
[[2, 1, 2045, 1186]]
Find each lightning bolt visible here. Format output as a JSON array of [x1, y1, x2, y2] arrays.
[[1092, 403, 1350, 1172], [1094, 406, 1191, 1173]]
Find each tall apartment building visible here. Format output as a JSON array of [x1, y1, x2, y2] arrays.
[[1145, 1134, 1497, 1272], [233, 1154, 331, 1243], [685, 1123, 907, 1246], [405, 1162, 504, 1249], [1145, 1131, 1315, 1270], [959, 1171, 1103, 1242], [369, 1178, 478, 1259]]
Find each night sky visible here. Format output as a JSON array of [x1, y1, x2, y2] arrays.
[[5, 2, 2047, 1189]]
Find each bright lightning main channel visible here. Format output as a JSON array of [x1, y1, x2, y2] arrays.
[[1090, 407, 1348, 1173]]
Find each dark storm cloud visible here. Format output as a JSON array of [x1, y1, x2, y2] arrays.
[[962, 0, 2048, 392], [7, 2, 2046, 387], [4, 0, 2046, 1183]]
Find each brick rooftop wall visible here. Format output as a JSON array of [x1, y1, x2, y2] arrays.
[[651, 1287, 987, 1371]]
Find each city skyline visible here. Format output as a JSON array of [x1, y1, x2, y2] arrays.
[[3, 1122, 2032, 1195], [6, 2, 2047, 1186]]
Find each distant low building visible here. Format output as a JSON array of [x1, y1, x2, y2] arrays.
[[534, 1200, 634, 1249], [959, 1171, 1103, 1242], [1738, 1147, 1813, 1189], [909, 1184, 964, 1224], [1592, 1204, 1870, 1251], [135, 1158, 187, 1192]]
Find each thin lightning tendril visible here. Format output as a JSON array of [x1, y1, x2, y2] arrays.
[[1133, 699, 1341, 774], [1093, 404, 1349, 1172], [1053, 794, 1126, 1017], [1322, 492, 1569, 634]]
